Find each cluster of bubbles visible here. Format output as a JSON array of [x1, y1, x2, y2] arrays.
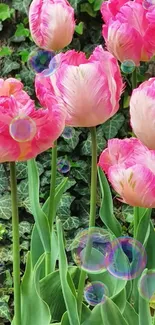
[[71, 227, 148, 306], [142, 0, 155, 10], [121, 60, 136, 74], [9, 116, 37, 142], [28, 49, 60, 77], [138, 270, 155, 301]]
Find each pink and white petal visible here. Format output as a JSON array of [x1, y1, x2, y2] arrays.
[[0, 135, 20, 163], [108, 164, 155, 208], [35, 74, 56, 108], [56, 62, 112, 127], [100, 0, 128, 23]]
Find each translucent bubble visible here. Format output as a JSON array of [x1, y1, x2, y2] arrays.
[[138, 270, 155, 301], [62, 127, 73, 140], [143, 0, 155, 9], [105, 237, 147, 280], [57, 159, 70, 174], [71, 227, 113, 274], [28, 49, 60, 77], [9, 115, 36, 142], [121, 60, 136, 74], [84, 281, 109, 306]]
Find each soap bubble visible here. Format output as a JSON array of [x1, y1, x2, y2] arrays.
[[121, 60, 136, 74], [138, 270, 155, 301], [84, 281, 109, 306], [143, 0, 155, 9], [9, 115, 36, 142], [62, 127, 73, 139], [71, 227, 113, 274], [57, 159, 70, 174], [105, 236, 147, 280], [28, 49, 60, 77]]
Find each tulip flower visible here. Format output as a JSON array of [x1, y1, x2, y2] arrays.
[[98, 138, 155, 208], [35, 46, 124, 127], [0, 78, 32, 106], [101, 0, 155, 65], [0, 95, 65, 162], [29, 0, 75, 51], [130, 78, 155, 150]]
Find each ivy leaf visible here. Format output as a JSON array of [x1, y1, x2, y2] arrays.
[[0, 165, 9, 194], [80, 3, 97, 17], [0, 194, 12, 220], [0, 246, 13, 263], [15, 23, 30, 38], [71, 160, 90, 183], [18, 179, 28, 199], [0, 47, 12, 57], [0, 4, 11, 21], [103, 113, 125, 139], [0, 300, 11, 321], [2, 59, 20, 76], [75, 22, 84, 35], [63, 217, 80, 230], [56, 193, 75, 220], [81, 126, 106, 156], [93, 0, 104, 10]]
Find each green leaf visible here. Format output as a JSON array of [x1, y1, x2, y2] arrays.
[[2, 59, 20, 76], [0, 164, 9, 193], [56, 193, 75, 220], [123, 302, 138, 325], [63, 216, 80, 230], [93, 0, 103, 10], [75, 22, 84, 35], [80, 3, 97, 17], [0, 194, 12, 220], [0, 4, 11, 21], [103, 113, 125, 139], [136, 208, 151, 244], [27, 159, 51, 252], [18, 253, 51, 325], [139, 291, 152, 325], [19, 49, 29, 62], [71, 160, 90, 183], [0, 299, 11, 321], [82, 298, 128, 325], [56, 220, 80, 325], [112, 288, 126, 313], [98, 167, 121, 236], [15, 23, 30, 38], [0, 46, 12, 57], [146, 222, 155, 269]]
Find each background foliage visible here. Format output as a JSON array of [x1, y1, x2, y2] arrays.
[[0, 0, 154, 323]]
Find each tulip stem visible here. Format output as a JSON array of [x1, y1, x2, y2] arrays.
[[131, 68, 137, 89], [10, 162, 21, 325], [77, 127, 97, 320], [48, 140, 57, 231], [45, 141, 57, 275], [134, 206, 139, 238]]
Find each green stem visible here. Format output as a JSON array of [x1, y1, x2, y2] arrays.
[[131, 68, 137, 89], [10, 162, 21, 325], [77, 127, 97, 320], [48, 141, 57, 230], [45, 141, 57, 275], [134, 206, 139, 238]]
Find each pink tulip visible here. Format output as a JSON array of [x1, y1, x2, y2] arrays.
[[98, 138, 155, 208], [35, 46, 124, 127], [29, 0, 75, 51], [130, 78, 155, 150], [0, 85, 65, 162], [101, 0, 155, 65], [0, 78, 32, 106]]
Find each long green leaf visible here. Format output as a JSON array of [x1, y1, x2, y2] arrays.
[[82, 298, 128, 325], [136, 208, 151, 244], [42, 177, 68, 217], [139, 294, 152, 325], [21, 253, 51, 325], [27, 159, 51, 252], [56, 219, 80, 325], [123, 302, 138, 325], [98, 167, 121, 237], [146, 222, 155, 269]]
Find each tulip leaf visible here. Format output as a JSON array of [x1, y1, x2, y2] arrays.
[[12, 253, 51, 325], [98, 167, 121, 236], [56, 219, 80, 325], [112, 288, 126, 313], [27, 159, 51, 252], [146, 222, 155, 269], [81, 297, 128, 325], [123, 302, 138, 325], [136, 208, 151, 244], [139, 292, 152, 325]]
